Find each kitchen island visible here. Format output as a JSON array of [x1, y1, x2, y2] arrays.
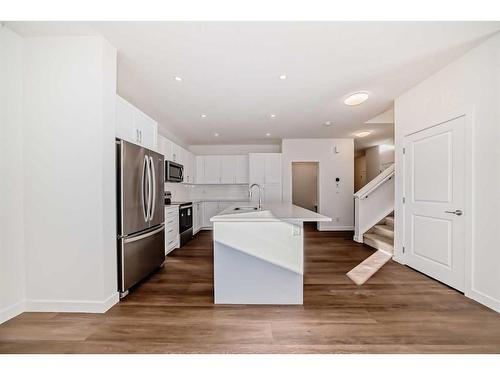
[[210, 203, 331, 304]]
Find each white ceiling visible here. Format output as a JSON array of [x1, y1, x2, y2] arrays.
[[7, 21, 500, 149]]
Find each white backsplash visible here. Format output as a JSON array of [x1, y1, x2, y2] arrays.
[[164, 183, 248, 202], [190, 184, 248, 201]]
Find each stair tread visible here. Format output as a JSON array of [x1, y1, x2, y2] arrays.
[[363, 232, 394, 254], [385, 216, 394, 226]]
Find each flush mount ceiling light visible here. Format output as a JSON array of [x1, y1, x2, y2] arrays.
[[344, 91, 369, 106], [214, 132, 219, 137], [174, 76, 182, 82], [200, 114, 207, 118], [354, 131, 372, 138], [270, 114, 277, 119], [324, 121, 334, 127], [266, 133, 271, 137], [279, 74, 287, 80]]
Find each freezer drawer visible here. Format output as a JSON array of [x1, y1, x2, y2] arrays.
[[119, 225, 165, 293]]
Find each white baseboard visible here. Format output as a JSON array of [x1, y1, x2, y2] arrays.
[[0, 301, 25, 324], [317, 225, 354, 231], [392, 255, 406, 265], [25, 292, 119, 314], [466, 289, 500, 313]]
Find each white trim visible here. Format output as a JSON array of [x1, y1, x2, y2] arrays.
[[317, 225, 354, 231], [465, 289, 500, 313], [0, 301, 25, 324], [25, 292, 119, 314]]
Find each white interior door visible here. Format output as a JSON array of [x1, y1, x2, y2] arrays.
[[404, 116, 465, 291]]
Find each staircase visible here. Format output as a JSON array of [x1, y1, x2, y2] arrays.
[[363, 214, 394, 254], [348, 164, 395, 285]]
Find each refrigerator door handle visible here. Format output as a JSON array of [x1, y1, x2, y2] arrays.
[[141, 155, 149, 223], [146, 155, 153, 222], [149, 155, 156, 221], [123, 224, 165, 244]]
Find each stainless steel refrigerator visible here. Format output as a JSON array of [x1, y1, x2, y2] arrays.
[[116, 139, 165, 297]]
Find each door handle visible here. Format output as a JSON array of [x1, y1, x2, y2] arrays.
[[445, 209, 463, 216]]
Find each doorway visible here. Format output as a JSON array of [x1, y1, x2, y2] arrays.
[[292, 162, 319, 213], [403, 115, 466, 291]]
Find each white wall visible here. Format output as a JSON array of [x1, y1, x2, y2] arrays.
[[354, 155, 367, 192], [189, 144, 281, 155], [22, 36, 118, 312], [394, 32, 500, 312], [282, 139, 354, 230], [365, 144, 395, 182], [0, 25, 26, 323]]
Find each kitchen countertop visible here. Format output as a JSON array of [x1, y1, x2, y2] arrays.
[[210, 203, 331, 222]]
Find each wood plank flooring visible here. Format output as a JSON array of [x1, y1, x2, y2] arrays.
[[1, 225, 500, 354]]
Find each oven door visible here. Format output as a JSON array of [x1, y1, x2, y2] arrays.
[[166, 161, 183, 182]]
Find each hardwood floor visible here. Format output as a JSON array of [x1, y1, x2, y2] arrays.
[[1, 226, 500, 354]]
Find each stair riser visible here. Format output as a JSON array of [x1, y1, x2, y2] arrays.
[[373, 227, 394, 239], [363, 237, 394, 254]]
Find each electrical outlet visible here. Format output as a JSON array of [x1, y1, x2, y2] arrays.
[[335, 217, 340, 223]]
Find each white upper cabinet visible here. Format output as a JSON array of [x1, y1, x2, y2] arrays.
[[249, 153, 266, 184], [249, 153, 282, 185], [220, 155, 236, 184], [194, 154, 249, 185], [195, 156, 205, 184], [249, 153, 282, 203], [203, 155, 221, 184], [264, 153, 282, 185], [171, 142, 181, 164], [234, 155, 249, 184], [116, 95, 157, 150]]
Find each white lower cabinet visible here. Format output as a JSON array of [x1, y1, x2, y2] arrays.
[[201, 201, 248, 229], [165, 206, 180, 255], [202, 202, 219, 228], [193, 201, 203, 234]]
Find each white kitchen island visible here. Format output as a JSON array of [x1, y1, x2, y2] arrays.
[[210, 203, 331, 305]]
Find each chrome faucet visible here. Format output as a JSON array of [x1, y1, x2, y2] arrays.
[[249, 183, 263, 210]]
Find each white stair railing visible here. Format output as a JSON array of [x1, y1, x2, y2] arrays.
[[353, 164, 394, 243]]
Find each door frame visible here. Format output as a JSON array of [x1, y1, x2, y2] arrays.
[[399, 108, 474, 296]]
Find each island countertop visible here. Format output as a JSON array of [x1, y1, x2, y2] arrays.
[[210, 203, 331, 222]]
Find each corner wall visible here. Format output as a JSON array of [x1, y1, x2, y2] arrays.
[[0, 25, 26, 323], [394, 32, 500, 312], [282, 139, 354, 230]]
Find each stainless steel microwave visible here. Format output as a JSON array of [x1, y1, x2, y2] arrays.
[[165, 160, 183, 182]]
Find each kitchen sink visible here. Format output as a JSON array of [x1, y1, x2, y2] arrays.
[[233, 206, 258, 211]]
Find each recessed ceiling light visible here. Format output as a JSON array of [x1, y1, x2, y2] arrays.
[[324, 121, 333, 127], [266, 133, 271, 137], [344, 91, 369, 106], [174, 76, 182, 82], [354, 131, 372, 138], [270, 114, 276, 119], [279, 74, 287, 80], [214, 132, 219, 137], [200, 114, 207, 118]]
